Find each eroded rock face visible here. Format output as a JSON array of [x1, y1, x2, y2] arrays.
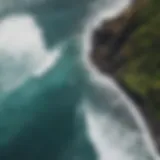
[[91, 0, 148, 75], [90, 0, 160, 152]]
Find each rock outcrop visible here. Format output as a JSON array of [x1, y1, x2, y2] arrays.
[[91, 0, 148, 75], [90, 0, 160, 151]]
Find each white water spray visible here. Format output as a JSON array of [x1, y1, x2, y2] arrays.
[[0, 14, 62, 92], [82, 0, 160, 159]]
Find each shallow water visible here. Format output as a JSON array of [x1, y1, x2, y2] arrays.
[[0, 0, 159, 160]]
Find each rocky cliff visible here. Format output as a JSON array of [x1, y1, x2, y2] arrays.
[[91, 0, 160, 151]]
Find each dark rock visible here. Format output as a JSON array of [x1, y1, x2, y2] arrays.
[[91, 0, 148, 75], [90, 0, 160, 152]]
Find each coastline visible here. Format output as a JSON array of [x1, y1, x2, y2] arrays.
[[90, 0, 160, 152]]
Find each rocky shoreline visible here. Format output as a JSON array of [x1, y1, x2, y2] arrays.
[[91, 0, 148, 75], [117, 79, 160, 151], [90, 0, 160, 151]]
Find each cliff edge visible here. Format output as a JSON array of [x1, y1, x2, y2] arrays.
[[91, 0, 160, 151]]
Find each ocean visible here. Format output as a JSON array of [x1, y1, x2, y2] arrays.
[[0, 0, 159, 160]]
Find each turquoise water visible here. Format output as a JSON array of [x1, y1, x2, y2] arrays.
[[0, 0, 159, 160], [0, 1, 96, 159]]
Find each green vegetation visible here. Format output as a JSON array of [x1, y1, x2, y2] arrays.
[[117, 0, 160, 116]]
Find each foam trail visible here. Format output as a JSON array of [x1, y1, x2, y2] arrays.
[[33, 45, 62, 77], [0, 14, 62, 93], [81, 0, 160, 159], [83, 100, 138, 160]]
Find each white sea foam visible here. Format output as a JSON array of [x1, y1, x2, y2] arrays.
[[82, 0, 160, 159], [0, 14, 62, 92]]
